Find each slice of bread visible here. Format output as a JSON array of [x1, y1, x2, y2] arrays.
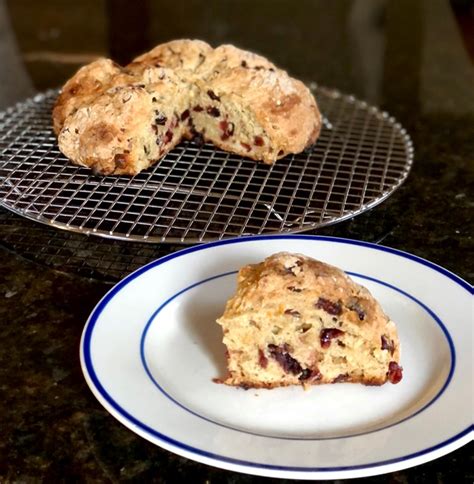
[[216, 252, 402, 389]]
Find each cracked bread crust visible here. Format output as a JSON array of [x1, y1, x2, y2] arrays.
[[216, 252, 402, 389], [54, 39, 321, 175], [129, 39, 212, 73], [52, 58, 122, 135], [197, 44, 277, 79]]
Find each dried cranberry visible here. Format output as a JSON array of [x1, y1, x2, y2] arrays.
[[254, 136, 264, 146], [258, 349, 268, 368], [278, 149, 284, 156], [320, 328, 344, 349], [284, 309, 301, 318], [113, 153, 127, 168], [387, 361, 403, 384], [219, 120, 235, 140], [267, 344, 302, 375], [164, 130, 173, 144], [180, 109, 190, 121], [333, 373, 349, 383], [207, 106, 220, 117], [207, 89, 220, 101], [193, 105, 204, 112], [381, 335, 395, 355], [316, 298, 343, 316], [241, 142, 251, 152], [155, 113, 167, 125], [288, 286, 302, 292]]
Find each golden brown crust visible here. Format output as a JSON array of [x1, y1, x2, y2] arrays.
[[54, 39, 322, 175], [129, 39, 212, 72], [52, 58, 122, 135]]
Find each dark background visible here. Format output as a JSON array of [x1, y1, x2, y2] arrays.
[[0, 0, 473, 482]]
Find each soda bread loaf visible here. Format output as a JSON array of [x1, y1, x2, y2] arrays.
[[216, 252, 402, 389], [53, 39, 321, 175]]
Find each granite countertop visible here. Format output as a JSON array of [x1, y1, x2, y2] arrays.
[[0, 0, 472, 481]]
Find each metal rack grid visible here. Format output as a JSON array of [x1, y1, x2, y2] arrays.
[[0, 85, 413, 244], [1, 203, 398, 283]]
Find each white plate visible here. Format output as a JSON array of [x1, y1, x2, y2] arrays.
[[80, 235, 473, 480]]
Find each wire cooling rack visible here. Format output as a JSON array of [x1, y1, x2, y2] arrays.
[[0, 204, 398, 283], [0, 85, 413, 244]]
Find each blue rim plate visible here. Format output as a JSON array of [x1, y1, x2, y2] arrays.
[[80, 235, 473, 480]]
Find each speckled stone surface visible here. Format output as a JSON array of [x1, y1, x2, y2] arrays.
[[0, 0, 473, 481]]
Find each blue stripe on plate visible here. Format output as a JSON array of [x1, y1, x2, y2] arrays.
[[81, 235, 472, 472], [139, 270, 456, 441]]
